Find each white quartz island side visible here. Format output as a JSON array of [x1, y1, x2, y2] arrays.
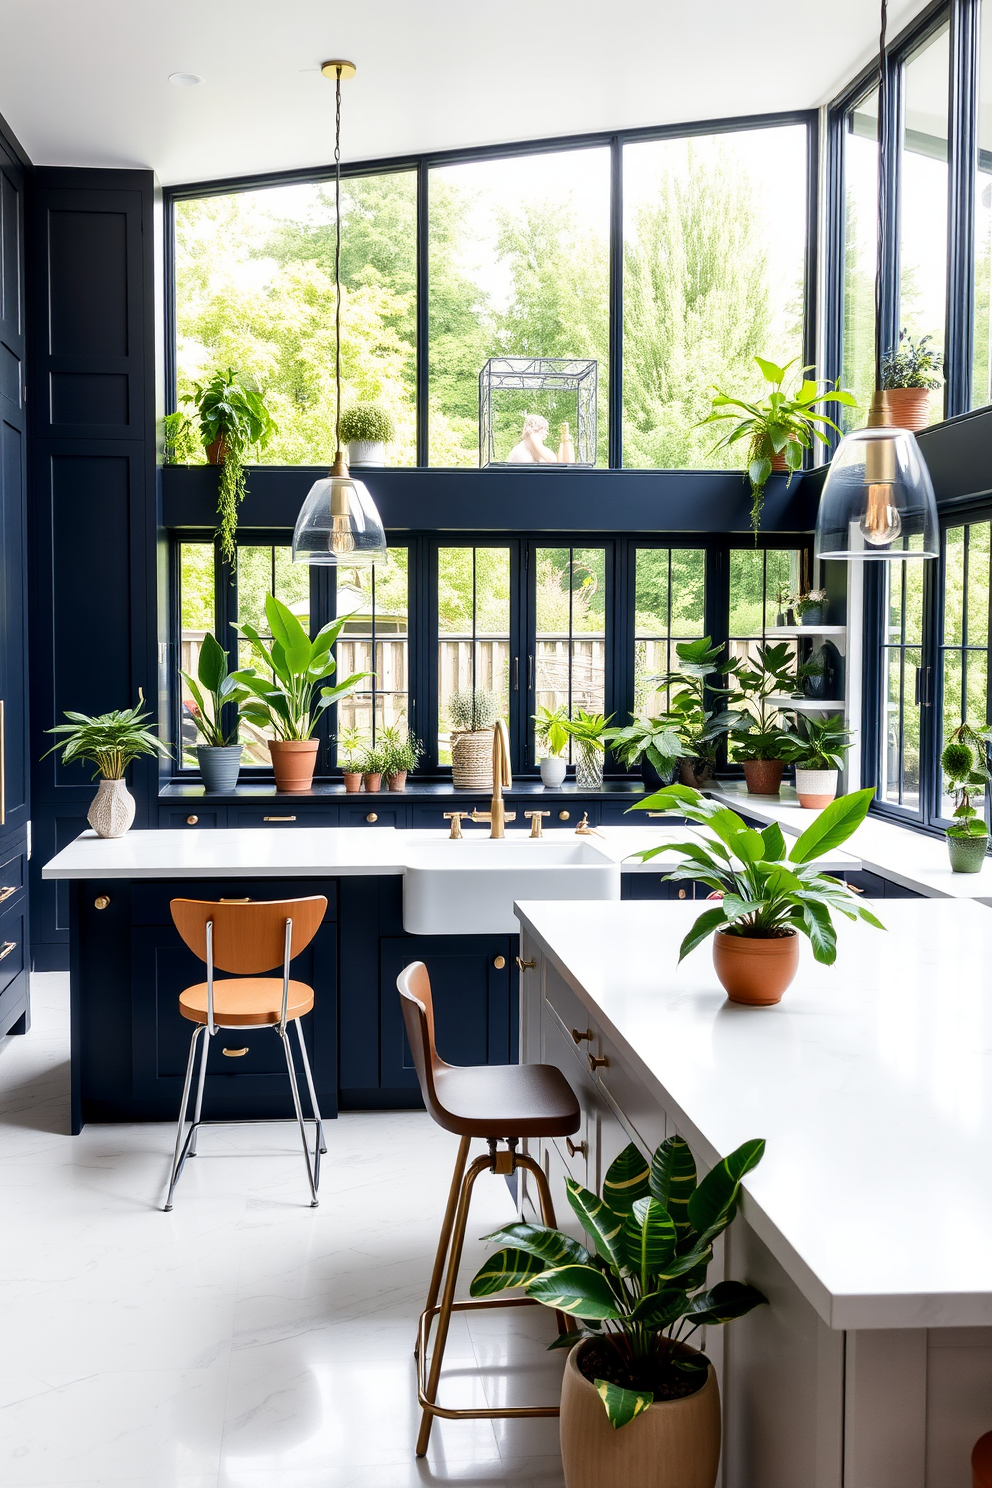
[[515, 897, 992, 1488]]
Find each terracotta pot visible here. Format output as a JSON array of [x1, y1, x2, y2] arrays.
[[741, 758, 783, 795], [342, 771, 362, 794], [363, 772, 382, 794], [713, 928, 800, 1006], [870, 387, 930, 432], [385, 770, 407, 791], [795, 768, 838, 809], [769, 451, 789, 472], [947, 832, 988, 874], [205, 436, 227, 465], [268, 739, 319, 793], [680, 758, 715, 790], [87, 778, 136, 839], [560, 1341, 720, 1488]]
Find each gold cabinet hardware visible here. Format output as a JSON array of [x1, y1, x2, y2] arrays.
[[222, 1047, 249, 1058], [186, 815, 199, 825], [565, 1137, 586, 1158], [678, 888, 687, 899], [524, 810, 550, 838], [264, 815, 297, 822], [94, 895, 110, 911], [558, 810, 570, 821], [571, 1027, 593, 1044], [493, 955, 506, 970], [443, 811, 471, 839], [0, 940, 16, 961], [515, 956, 536, 972], [366, 812, 378, 823], [0, 886, 16, 905], [646, 812, 667, 818], [219, 897, 251, 903], [587, 1053, 609, 1071]]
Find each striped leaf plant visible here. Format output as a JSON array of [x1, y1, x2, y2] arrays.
[[470, 1134, 766, 1430]]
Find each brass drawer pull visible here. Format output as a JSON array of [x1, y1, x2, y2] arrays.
[[515, 956, 536, 972], [571, 1027, 593, 1044], [186, 815, 199, 825], [588, 1053, 609, 1071], [222, 1047, 249, 1058], [94, 895, 111, 910], [678, 888, 688, 899], [219, 897, 251, 903], [366, 812, 378, 823], [493, 955, 506, 969], [0, 885, 16, 904], [0, 939, 16, 961], [264, 815, 297, 822], [566, 1137, 586, 1158]]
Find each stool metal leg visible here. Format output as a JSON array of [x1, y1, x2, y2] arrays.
[[188, 1023, 211, 1157], [164, 1024, 205, 1211], [279, 1026, 319, 1207], [415, 1133, 471, 1359], [294, 1017, 326, 1155]]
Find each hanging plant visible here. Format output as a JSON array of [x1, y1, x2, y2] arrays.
[[190, 370, 278, 562]]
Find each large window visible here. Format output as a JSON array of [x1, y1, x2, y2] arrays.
[[335, 550, 410, 755], [879, 548, 926, 814], [437, 546, 511, 764], [622, 125, 808, 468], [899, 23, 949, 425], [842, 91, 879, 430], [533, 547, 607, 758], [235, 545, 311, 763], [178, 542, 216, 766], [633, 549, 706, 714], [974, 4, 992, 408], [941, 520, 991, 817]]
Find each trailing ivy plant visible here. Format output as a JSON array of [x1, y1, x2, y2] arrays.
[[471, 1134, 766, 1429], [190, 369, 277, 562]]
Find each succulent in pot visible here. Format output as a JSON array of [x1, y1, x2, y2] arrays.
[[629, 784, 882, 1004], [533, 704, 570, 787], [604, 715, 684, 792], [471, 1133, 766, 1488], [562, 709, 614, 790], [782, 713, 852, 809], [336, 726, 365, 792], [339, 401, 396, 467], [234, 594, 368, 793], [942, 721, 991, 873], [447, 688, 502, 789], [189, 369, 277, 562], [647, 637, 743, 788], [380, 724, 423, 790], [875, 329, 943, 431], [180, 633, 250, 793], [44, 695, 171, 839]]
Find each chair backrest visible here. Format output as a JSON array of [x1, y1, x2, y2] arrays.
[[170, 896, 327, 974], [396, 960, 447, 1124], [973, 1432, 992, 1487]]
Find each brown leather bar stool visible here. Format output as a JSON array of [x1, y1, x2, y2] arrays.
[[397, 959, 580, 1457], [164, 895, 327, 1211], [974, 1431, 992, 1485]]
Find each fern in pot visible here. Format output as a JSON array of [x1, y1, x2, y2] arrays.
[[534, 705, 570, 786], [380, 724, 423, 790], [942, 721, 991, 873], [447, 688, 501, 789], [44, 696, 171, 838], [357, 741, 389, 794], [471, 1133, 766, 1488], [181, 633, 251, 792], [340, 401, 396, 468]]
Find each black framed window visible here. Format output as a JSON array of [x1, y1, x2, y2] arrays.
[[436, 544, 512, 766], [532, 546, 608, 760], [334, 549, 411, 758], [234, 544, 311, 763], [632, 548, 706, 713], [973, 0, 992, 408], [841, 87, 879, 430], [940, 518, 992, 818], [177, 540, 216, 767], [878, 545, 928, 817]]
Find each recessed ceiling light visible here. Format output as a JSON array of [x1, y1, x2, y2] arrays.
[[169, 73, 203, 88]]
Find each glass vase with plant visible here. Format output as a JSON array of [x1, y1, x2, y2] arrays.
[[180, 633, 252, 792], [471, 1131, 765, 1450], [942, 721, 991, 873], [562, 709, 614, 789], [234, 594, 368, 793], [648, 636, 743, 788], [190, 369, 278, 561], [357, 741, 389, 794], [339, 402, 396, 466], [380, 724, 423, 789], [782, 713, 852, 808], [604, 715, 685, 791], [447, 688, 501, 789], [728, 641, 804, 795], [697, 357, 856, 536], [336, 727, 365, 792], [44, 695, 171, 839], [533, 704, 570, 786], [877, 330, 943, 432], [630, 783, 883, 1003]]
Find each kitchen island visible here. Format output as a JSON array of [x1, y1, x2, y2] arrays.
[[515, 896, 992, 1488]]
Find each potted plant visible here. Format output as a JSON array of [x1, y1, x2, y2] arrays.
[[533, 705, 570, 787], [358, 741, 388, 794], [697, 357, 856, 535], [630, 784, 882, 1004], [44, 696, 171, 838], [876, 330, 943, 431], [729, 641, 802, 795], [162, 409, 198, 465], [471, 1132, 766, 1488], [793, 588, 828, 627], [180, 633, 250, 793], [380, 725, 423, 791], [336, 727, 365, 792], [234, 594, 368, 793], [782, 714, 852, 808], [648, 637, 743, 789], [604, 715, 685, 791], [339, 401, 396, 467], [562, 709, 614, 789], [447, 689, 501, 789], [942, 722, 991, 873], [190, 369, 278, 561]]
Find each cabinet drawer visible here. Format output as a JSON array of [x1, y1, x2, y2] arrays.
[[232, 806, 339, 828], [163, 808, 225, 829], [0, 837, 26, 907], [339, 804, 406, 828], [544, 963, 596, 1052], [593, 1024, 666, 1159], [0, 898, 25, 999]]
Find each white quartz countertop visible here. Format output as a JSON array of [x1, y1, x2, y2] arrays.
[[42, 823, 863, 880], [515, 897, 992, 1330]]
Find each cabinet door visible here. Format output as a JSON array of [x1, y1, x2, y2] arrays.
[[162, 808, 226, 829], [379, 934, 514, 1094]]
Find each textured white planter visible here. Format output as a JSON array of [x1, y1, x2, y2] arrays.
[[540, 756, 567, 787], [347, 440, 386, 467], [795, 768, 838, 809], [87, 778, 136, 838]]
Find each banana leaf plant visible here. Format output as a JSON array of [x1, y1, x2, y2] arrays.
[[471, 1135, 766, 1429], [628, 784, 884, 965], [181, 633, 253, 748], [233, 593, 369, 741]]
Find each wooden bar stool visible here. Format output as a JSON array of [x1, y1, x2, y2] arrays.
[[397, 960, 580, 1457], [974, 1431, 992, 1485], [164, 895, 327, 1211]]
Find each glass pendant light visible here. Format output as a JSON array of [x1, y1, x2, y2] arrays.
[[814, 0, 938, 564], [293, 61, 388, 567]]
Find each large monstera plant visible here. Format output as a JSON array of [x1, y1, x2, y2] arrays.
[[470, 1135, 766, 1429]]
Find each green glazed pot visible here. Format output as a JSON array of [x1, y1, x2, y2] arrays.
[[947, 832, 989, 874]]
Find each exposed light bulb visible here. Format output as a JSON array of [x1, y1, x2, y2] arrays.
[[860, 483, 903, 546], [330, 515, 356, 555]]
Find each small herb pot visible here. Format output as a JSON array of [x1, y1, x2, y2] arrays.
[[794, 768, 838, 808], [363, 772, 382, 794], [947, 831, 989, 873], [713, 927, 800, 1006], [741, 758, 783, 795], [196, 744, 242, 793], [342, 771, 362, 794], [385, 770, 407, 791], [540, 756, 567, 788]]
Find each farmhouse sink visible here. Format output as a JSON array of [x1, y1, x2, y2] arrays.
[[402, 838, 620, 935]]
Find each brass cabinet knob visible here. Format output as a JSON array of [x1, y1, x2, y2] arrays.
[[516, 956, 536, 972], [558, 810, 570, 821], [571, 1027, 593, 1044], [678, 888, 687, 899], [566, 1137, 587, 1158], [366, 812, 378, 823], [186, 815, 199, 825], [94, 895, 110, 911], [493, 955, 506, 969], [588, 1053, 609, 1071]]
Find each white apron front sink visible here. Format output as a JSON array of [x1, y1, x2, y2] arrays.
[[401, 838, 620, 935]]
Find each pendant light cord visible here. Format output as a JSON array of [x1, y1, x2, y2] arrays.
[[334, 64, 343, 456], [875, 0, 888, 387]]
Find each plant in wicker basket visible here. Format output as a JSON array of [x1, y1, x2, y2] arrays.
[[447, 688, 501, 788]]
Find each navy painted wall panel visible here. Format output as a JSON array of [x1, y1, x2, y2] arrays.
[[47, 209, 129, 358]]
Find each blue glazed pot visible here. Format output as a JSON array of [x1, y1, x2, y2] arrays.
[[197, 745, 242, 793]]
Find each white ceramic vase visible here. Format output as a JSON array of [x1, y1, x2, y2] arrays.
[[794, 768, 838, 809], [347, 440, 386, 467], [87, 777, 136, 838], [540, 756, 567, 787]]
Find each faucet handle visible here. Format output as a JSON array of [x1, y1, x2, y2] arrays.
[[524, 810, 550, 839], [575, 812, 604, 838], [443, 811, 471, 839]]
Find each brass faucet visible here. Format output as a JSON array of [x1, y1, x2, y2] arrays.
[[471, 719, 516, 838], [575, 811, 604, 838]]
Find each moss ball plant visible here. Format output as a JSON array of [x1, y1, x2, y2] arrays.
[[340, 402, 396, 445], [942, 741, 975, 781]]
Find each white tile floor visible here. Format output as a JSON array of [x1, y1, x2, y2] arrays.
[[0, 974, 566, 1487]]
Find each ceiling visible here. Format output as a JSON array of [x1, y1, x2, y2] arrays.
[[0, 0, 937, 186]]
